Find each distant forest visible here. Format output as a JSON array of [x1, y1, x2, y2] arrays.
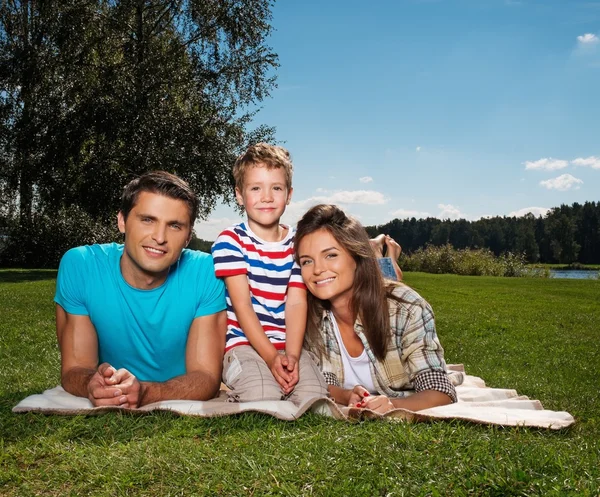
[[364, 201, 600, 264]]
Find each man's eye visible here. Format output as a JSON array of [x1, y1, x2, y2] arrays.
[[141, 217, 152, 223], [171, 224, 182, 230]]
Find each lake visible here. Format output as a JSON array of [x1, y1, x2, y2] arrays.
[[549, 269, 599, 280]]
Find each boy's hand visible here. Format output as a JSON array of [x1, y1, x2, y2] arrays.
[[268, 354, 293, 393], [281, 354, 299, 393]]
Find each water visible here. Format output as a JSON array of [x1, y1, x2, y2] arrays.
[[549, 269, 599, 280]]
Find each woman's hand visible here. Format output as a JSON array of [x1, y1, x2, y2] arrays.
[[348, 384, 371, 407], [359, 394, 395, 414]]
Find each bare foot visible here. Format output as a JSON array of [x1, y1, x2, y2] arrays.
[[370, 234, 386, 257]]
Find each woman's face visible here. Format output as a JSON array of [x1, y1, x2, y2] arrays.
[[297, 228, 357, 306]]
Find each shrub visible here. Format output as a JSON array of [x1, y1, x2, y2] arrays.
[[0, 206, 121, 268], [400, 244, 535, 277]]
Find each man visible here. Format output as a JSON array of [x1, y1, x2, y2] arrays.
[[55, 171, 226, 408]]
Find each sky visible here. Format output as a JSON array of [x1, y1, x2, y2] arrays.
[[194, 0, 600, 241]]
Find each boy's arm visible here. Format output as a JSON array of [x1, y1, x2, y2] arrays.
[[224, 274, 292, 388], [281, 286, 307, 390], [284, 286, 307, 359]]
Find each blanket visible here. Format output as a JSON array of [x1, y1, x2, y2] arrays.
[[12, 365, 575, 429]]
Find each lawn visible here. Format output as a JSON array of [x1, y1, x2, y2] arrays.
[[1, 269, 599, 496]]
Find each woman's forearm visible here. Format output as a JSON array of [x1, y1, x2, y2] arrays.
[[390, 390, 453, 411]]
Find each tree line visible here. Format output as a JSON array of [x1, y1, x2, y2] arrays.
[[1, 0, 277, 225], [365, 201, 600, 265]]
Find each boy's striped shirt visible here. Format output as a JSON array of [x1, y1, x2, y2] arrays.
[[211, 222, 305, 351]]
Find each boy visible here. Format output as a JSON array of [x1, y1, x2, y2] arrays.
[[211, 143, 328, 405]]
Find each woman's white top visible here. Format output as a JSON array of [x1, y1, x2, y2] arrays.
[[330, 313, 377, 393]]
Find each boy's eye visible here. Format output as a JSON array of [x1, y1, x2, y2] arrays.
[[274, 186, 283, 191], [250, 186, 260, 191]]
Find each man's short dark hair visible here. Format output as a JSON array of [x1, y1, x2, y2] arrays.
[[120, 171, 199, 224]]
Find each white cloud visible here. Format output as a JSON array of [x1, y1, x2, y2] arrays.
[[194, 217, 241, 241], [388, 208, 432, 219], [359, 176, 373, 183], [540, 174, 583, 191], [572, 156, 600, 169], [416, 146, 421, 152], [280, 190, 389, 227], [578, 33, 599, 45], [508, 207, 550, 218], [315, 187, 328, 193], [329, 190, 387, 204], [523, 158, 568, 171], [437, 203, 463, 220]]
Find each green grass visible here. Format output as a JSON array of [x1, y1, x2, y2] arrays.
[[1, 269, 599, 496]]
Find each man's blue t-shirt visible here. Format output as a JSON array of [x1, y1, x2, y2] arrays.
[[54, 243, 226, 382]]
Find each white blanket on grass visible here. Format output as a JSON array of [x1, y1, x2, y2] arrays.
[[12, 365, 575, 429]]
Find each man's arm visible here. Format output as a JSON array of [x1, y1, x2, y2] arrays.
[[132, 310, 227, 406], [57, 305, 126, 406]]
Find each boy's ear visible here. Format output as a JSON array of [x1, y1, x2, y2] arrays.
[[286, 187, 293, 205], [235, 187, 244, 206], [117, 211, 126, 234]]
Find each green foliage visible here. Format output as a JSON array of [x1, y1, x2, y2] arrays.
[[188, 236, 213, 254], [0, 206, 120, 268], [1, 0, 278, 224], [368, 201, 600, 265], [1, 272, 599, 495], [401, 244, 532, 277]]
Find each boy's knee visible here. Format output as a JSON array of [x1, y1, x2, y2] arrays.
[[289, 352, 329, 404], [223, 347, 283, 402]]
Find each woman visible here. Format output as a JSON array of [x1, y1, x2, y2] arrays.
[[295, 204, 456, 413]]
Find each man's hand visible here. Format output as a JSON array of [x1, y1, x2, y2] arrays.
[[102, 364, 144, 408], [86, 363, 129, 408]]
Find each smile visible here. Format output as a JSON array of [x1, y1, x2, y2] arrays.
[[315, 277, 335, 286], [144, 246, 166, 255]]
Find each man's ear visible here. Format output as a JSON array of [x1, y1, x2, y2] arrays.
[[117, 211, 126, 234], [235, 187, 244, 207], [286, 187, 293, 205]]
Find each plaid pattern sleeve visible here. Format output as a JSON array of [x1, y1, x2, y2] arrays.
[[413, 370, 457, 403], [321, 371, 340, 387]]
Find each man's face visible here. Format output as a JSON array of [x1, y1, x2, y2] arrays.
[[117, 191, 192, 288]]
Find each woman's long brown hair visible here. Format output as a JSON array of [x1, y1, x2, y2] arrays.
[[295, 204, 399, 360]]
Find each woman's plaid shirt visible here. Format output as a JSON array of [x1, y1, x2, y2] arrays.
[[317, 285, 457, 403]]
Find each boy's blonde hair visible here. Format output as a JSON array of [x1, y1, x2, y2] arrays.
[[233, 143, 293, 190]]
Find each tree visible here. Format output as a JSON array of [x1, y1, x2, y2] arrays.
[[545, 209, 580, 264], [1, 0, 278, 223]]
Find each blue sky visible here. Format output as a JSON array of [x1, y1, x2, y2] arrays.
[[195, 0, 600, 240]]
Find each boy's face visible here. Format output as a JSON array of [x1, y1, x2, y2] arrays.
[[235, 164, 292, 237]]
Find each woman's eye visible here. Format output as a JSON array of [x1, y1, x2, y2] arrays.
[[301, 259, 312, 266]]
